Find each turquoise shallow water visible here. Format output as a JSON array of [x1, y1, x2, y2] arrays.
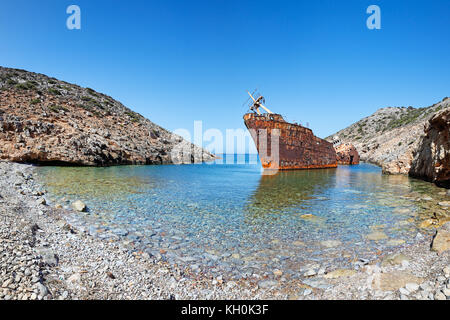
[[36, 155, 441, 280]]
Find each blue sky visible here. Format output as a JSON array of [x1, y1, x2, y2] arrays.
[[1, 0, 449, 153]]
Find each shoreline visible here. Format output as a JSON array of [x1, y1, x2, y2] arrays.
[[1, 161, 449, 300]]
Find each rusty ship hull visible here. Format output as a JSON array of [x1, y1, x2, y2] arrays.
[[244, 113, 337, 170]]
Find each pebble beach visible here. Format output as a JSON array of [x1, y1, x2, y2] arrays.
[[1, 161, 449, 300]]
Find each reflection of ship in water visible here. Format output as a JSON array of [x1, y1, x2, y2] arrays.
[[245, 169, 336, 215]]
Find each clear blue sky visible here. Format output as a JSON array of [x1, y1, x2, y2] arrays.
[[1, 0, 449, 153]]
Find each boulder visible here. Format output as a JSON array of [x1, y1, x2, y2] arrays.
[[334, 143, 360, 165]]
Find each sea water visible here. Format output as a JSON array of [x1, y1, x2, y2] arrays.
[[36, 155, 443, 280]]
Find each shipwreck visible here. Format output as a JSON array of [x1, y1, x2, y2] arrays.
[[243, 91, 338, 170]]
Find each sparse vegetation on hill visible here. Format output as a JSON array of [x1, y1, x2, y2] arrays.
[[0, 66, 215, 166], [327, 98, 449, 178]]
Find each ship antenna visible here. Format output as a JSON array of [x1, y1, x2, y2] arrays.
[[246, 90, 274, 115]]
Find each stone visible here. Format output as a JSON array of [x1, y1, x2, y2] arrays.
[[419, 219, 435, 228], [405, 282, 419, 293], [386, 239, 405, 246], [372, 272, 424, 291], [303, 269, 316, 277], [36, 197, 46, 205], [258, 280, 277, 289], [399, 287, 409, 295], [438, 201, 450, 208], [67, 273, 81, 285], [435, 290, 446, 300], [71, 200, 87, 212], [320, 240, 341, 248], [443, 266, 450, 277], [442, 287, 450, 297], [300, 214, 317, 220], [36, 283, 48, 297], [302, 278, 331, 290], [36, 247, 59, 266], [431, 228, 450, 254], [54, 203, 62, 209], [366, 231, 388, 241], [381, 253, 410, 267], [303, 289, 312, 296], [324, 269, 356, 279], [273, 269, 283, 277]]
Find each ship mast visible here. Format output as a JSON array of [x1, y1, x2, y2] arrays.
[[247, 91, 273, 115]]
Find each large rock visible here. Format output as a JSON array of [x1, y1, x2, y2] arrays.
[[372, 271, 424, 291], [0, 67, 216, 166], [334, 143, 360, 165], [410, 107, 450, 188], [431, 222, 450, 254]]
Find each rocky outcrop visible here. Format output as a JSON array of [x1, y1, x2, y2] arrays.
[[327, 98, 450, 186], [334, 143, 360, 165], [409, 108, 450, 188], [0, 67, 215, 166]]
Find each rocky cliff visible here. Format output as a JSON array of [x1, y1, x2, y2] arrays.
[[0, 67, 216, 166], [327, 98, 449, 186], [409, 108, 450, 188]]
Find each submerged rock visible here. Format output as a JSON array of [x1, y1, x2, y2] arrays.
[[366, 231, 388, 241], [71, 200, 87, 212], [320, 240, 341, 248], [381, 253, 409, 267], [323, 269, 356, 279]]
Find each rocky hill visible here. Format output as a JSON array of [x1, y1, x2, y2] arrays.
[[0, 67, 216, 166], [327, 98, 450, 187]]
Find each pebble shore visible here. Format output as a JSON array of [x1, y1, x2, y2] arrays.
[[1, 161, 449, 300]]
